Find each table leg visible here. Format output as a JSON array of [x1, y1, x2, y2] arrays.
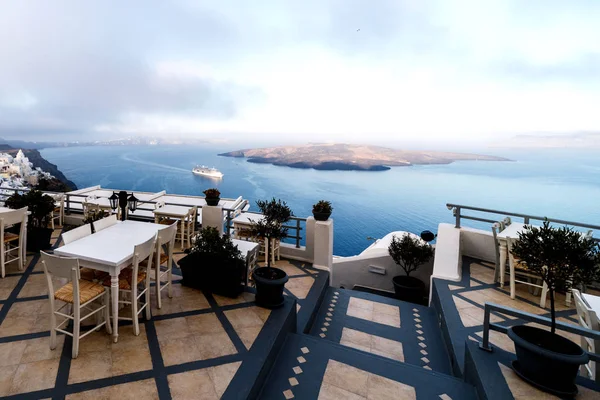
[[498, 242, 507, 287], [180, 220, 185, 249], [111, 274, 119, 343], [264, 238, 269, 267]]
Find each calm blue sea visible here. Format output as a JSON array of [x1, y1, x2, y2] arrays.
[[40, 145, 600, 256]]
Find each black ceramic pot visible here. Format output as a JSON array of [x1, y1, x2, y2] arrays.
[[253, 267, 289, 308], [508, 325, 588, 398], [312, 211, 331, 221], [27, 227, 53, 252], [392, 275, 425, 304], [205, 197, 220, 206], [178, 252, 244, 298]]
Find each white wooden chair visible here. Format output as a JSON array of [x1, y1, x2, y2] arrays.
[[50, 194, 64, 229], [175, 206, 197, 249], [93, 215, 118, 232], [61, 224, 92, 245], [0, 207, 27, 277], [102, 235, 155, 335], [82, 201, 100, 220], [246, 245, 260, 286], [40, 251, 111, 359], [259, 238, 281, 266], [572, 289, 600, 383], [61, 224, 100, 281], [506, 237, 549, 307], [146, 222, 177, 309]]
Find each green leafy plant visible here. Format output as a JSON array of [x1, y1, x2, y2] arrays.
[[388, 234, 434, 277], [190, 227, 244, 261], [312, 200, 333, 214], [83, 209, 110, 224], [251, 198, 293, 268], [511, 220, 600, 333], [6, 190, 55, 229], [203, 188, 220, 198]]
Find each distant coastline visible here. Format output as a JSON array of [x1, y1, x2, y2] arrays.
[[219, 143, 510, 172]]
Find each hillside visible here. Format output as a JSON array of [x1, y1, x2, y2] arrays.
[[2, 146, 77, 191], [219, 143, 510, 171]]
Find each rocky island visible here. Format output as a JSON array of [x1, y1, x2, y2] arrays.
[[219, 143, 510, 171]]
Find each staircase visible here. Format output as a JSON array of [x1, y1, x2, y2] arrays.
[[258, 287, 478, 399]]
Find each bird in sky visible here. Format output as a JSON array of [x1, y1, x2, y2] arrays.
[[357, 28, 360, 32]]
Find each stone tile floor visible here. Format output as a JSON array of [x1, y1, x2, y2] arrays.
[[0, 227, 323, 399], [442, 258, 600, 399]]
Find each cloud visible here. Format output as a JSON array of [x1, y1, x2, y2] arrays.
[[0, 0, 599, 143]]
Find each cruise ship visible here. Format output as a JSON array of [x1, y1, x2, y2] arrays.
[[192, 165, 224, 178]]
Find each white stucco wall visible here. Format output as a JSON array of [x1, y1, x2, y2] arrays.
[[331, 250, 435, 292], [460, 226, 496, 263]]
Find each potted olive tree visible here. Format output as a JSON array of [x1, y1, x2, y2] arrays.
[[312, 200, 333, 221], [388, 233, 434, 304], [178, 227, 246, 297], [508, 221, 599, 396], [251, 198, 293, 308], [6, 190, 55, 251], [203, 188, 221, 206]]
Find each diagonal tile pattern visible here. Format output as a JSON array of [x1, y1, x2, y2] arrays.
[[0, 227, 324, 399]]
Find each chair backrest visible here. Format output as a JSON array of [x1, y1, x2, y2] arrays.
[[132, 235, 156, 271], [51, 194, 64, 207], [40, 251, 81, 305], [158, 222, 178, 246], [572, 289, 599, 379], [0, 207, 28, 229], [93, 215, 118, 232], [82, 202, 99, 218], [187, 206, 198, 232], [62, 224, 92, 245]]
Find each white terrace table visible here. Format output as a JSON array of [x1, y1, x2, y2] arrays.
[[55, 220, 164, 343], [495, 223, 539, 284]]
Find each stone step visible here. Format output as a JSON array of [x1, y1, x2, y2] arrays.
[[308, 287, 454, 375], [258, 332, 478, 399]]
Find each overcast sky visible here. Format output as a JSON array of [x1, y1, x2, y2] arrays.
[[0, 0, 599, 144]]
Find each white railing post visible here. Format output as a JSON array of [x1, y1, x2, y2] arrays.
[[202, 205, 224, 235], [313, 218, 333, 272]]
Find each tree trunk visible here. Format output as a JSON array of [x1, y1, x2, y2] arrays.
[[550, 288, 556, 334]]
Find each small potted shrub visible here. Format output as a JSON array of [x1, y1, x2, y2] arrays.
[[178, 227, 245, 297], [6, 190, 56, 251], [203, 188, 221, 206], [312, 200, 333, 221], [251, 198, 293, 308], [388, 233, 434, 304], [508, 221, 599, 396]]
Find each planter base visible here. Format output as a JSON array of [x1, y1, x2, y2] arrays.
[[254, 267, 289, 309], [392, 276, 425, 304], [512, 360, 578, 398]]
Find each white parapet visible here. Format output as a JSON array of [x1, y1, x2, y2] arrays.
[[431, 223, 462, 282], [313, 219, 333, 272], [202, 205, 224, 235]]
